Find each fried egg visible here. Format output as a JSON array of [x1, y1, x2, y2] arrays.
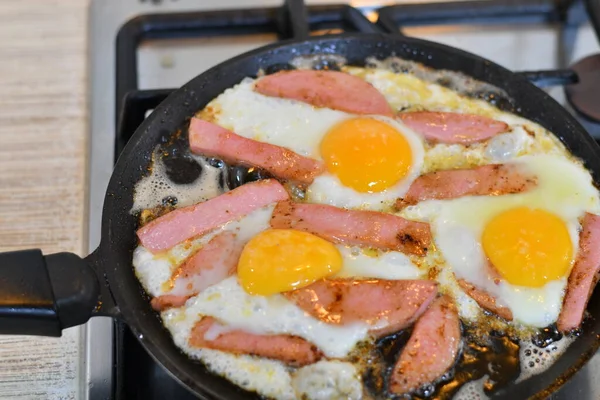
[[403, 154, 600, 328], [307, 115, 424, 210], [199, 78, 425, 211], [137, 209, 422, 399]]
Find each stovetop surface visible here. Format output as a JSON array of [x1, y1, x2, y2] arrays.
[[89, 1, 600, 399]]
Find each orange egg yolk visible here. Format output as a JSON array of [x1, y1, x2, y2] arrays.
[[320, 117, 413, 193], [237, 229, 343, 296], [482, 207, 573, 287]]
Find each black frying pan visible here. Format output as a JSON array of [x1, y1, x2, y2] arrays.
[[1, 34, 599, 400]]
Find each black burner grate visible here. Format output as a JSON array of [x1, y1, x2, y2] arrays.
[[376, 0, 572, 32]]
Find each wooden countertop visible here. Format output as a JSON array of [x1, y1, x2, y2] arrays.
[[0, 1, 90, 398]]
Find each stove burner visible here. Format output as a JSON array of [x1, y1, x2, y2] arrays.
[[565, 54, 600, 123]]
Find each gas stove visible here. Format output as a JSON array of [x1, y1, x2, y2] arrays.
[[88, 0, 600, 399]]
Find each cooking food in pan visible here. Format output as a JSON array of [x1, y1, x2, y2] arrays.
[[132, 56, 600, 399]]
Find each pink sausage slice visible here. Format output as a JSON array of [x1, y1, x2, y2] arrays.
[[395, 164, 537, 209], [151, 231, 243, 311], [457, 279, 513, 321], [254, 70, 393, 116], [557, 213, 600, 332], [398, 111, 509, 144], [189, 317, 322, 366], [389, 295, 461, 395], [270, 201, 432, 256], [150, 295, 189, 311], [137, 179, 289, 253], [189, 118, 324, 184], [285, 279, 438, 337]]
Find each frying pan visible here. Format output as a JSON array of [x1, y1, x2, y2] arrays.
[[1, 34, 599, 400]]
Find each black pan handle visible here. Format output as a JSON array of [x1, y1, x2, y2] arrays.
[[0, 249, 100, 336]]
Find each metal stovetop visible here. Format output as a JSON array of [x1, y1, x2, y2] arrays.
[[88, 0, 600, 399]]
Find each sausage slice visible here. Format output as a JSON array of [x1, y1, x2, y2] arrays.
[[255, 70, 393, 116], [398, 111, 508, 144], [389, 295, 461, 395], [189, 118, 324, 184], [285, 279, 438, 337], [557, 212, 600, 332], [151, 231, 242, 311], [396, 164, 537, 209], [137, 179, 289, 253], [189, 317, 322, 366], [271, 201, 432, 256]]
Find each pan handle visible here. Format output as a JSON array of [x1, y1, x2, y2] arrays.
[[0, 249, 100, 336]]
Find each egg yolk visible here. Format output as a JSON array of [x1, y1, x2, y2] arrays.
[[481, 207, 573, 287], [320, 117, 413, 193], [237, 229, 343, 296]]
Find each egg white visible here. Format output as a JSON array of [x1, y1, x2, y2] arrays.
[[163, 302, 366, 400], [162, 305, 364, 400], [346, 66, 514, 118], [291, 360, 362, 400], [334, 245, 423, 280], [402, 154, 600, 327], [484, 127, 532, 162], [130, 62, 600, 399], [345, 67, 496, 115], [422, 119, 535, 174]]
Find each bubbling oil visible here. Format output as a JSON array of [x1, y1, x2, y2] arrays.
[[131, 149, 223, 213]]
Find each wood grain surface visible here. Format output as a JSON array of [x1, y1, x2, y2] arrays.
[[0, 1, 90, 398]]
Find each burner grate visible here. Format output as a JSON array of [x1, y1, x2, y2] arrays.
[[376, 0, 573, 33]]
